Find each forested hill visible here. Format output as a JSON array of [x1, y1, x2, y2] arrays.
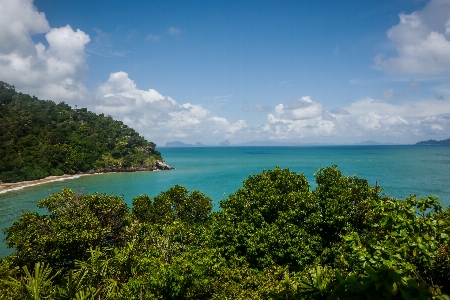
[[0, 81, 166, 183]]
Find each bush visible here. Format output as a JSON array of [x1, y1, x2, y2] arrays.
[[20, 166, 49, 181], [49, 168, 64, 176], [0, 170, 23, 183], [2, 166, 450, 299]]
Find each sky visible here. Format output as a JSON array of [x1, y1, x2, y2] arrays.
[[1, 0, 450, 146]]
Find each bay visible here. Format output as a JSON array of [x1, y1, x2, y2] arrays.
[[1, 145, 449, 257]]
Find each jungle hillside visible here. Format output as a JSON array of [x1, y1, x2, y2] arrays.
[[0, 81, 164, 183]]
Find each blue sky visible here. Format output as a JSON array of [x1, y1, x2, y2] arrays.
[[1, 0, 449, 145]]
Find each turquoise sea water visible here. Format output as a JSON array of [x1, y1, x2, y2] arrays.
[[1, 145, 449, 257]]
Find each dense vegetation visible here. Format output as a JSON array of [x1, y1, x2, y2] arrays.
[[1, 166, 449, 299], [0, 81, 163, 183]]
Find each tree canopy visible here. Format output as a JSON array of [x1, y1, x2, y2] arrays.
[[0, 81, 163, 183], [1, 166, 449, 299]]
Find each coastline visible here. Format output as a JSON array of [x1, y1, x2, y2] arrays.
[[0, 174, 89, 195], [0, 161, 174, 195]]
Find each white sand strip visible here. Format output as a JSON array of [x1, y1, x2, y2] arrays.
[[0, 174, 88, 195]]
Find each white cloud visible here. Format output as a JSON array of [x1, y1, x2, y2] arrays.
[[0, 0, 247, 146], [167, 27, 181, 35], [251, 97, 334, 140], [95, 72, 247, 145], [0, 0, 49, 55], [1, 0, 448, 146], [274, 96, 323, 120], [0, 0, 90, 103], [333, 97, 450, 139], [344, 97, 449, 118], [376, 0, 450, 74], [246, 95, 450, 143], [97, 71, 166, 104]]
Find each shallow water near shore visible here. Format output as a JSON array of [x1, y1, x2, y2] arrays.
[[1, 145, 449, 257]]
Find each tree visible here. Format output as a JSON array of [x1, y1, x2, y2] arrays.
[[3, 189, 130, 269], [2, 166, 450, 299], [132, 185, 212, 226], [0, 82, 164, 183], [213, 167, 323, 270], [2, 262, 58, 300], [313, 165, 381, 264]]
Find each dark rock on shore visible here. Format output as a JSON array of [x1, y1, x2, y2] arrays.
[[156, 160, 173, 170]]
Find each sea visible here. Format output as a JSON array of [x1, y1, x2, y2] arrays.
[[1, 145, 449, 257]]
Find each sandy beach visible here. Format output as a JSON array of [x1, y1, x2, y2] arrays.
[[0, 174, 88, 194], [0, 162, 174, 195]]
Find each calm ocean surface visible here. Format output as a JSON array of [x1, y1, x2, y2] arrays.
[[1, 145, 449, 257]]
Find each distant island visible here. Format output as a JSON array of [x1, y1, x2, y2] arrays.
[[164, 139, 405, 147], [218, 140, 230, 146], [416, 138, 450, 145], [164, 140, 230, 147], [0, 81, 171, 183], [353, 140, 395, 145]]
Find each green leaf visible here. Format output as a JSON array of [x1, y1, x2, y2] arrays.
[[335, 269, 344, 282]]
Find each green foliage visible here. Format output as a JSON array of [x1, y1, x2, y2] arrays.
[[2, 165, 450, 299], [329, 195, 450, 299], [3, 188, 130, 269], [133, 185, 213, 226], [2, 262, 58, 300], [314, 165, 380, 246], [0, 81, 162, 183], [214, 167, 323, 270]]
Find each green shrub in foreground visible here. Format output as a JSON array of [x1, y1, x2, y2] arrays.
[[1, 166, 450, 299]]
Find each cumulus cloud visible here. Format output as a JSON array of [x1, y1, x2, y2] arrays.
[[274, 96, 323, 120], [250, 97, 334, 140], [1, 0, 448, 145], [249, 95, 450, 143], [0, 0, 90, 103], [0, 0, 49, 55], [376, 0, 450, 74], [0, 0, 247, 145], [95, 72, 247, 145], [332, 97, 450, 139]]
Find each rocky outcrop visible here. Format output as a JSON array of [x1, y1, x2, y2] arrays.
[[83, 160, 174, 174], [156, 160, 173, 170]]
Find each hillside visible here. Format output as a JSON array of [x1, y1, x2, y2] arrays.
[[0, 81, 168, 183]]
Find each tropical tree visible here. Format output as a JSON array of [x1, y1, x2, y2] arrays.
[[3, 188, 130, 269], [2, 166, 450, 299], [132, 185, 213, 226]]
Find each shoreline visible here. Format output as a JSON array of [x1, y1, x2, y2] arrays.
[[0, 174, 90, 195], [0, 161, 174, 195]]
